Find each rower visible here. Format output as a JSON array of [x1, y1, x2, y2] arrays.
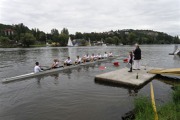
[[90, 53, 96, 61], [51, 59, 59, 68], [34, 62, 43, 73], [82, 54, 90, 63], [103, 52, 108, 58], [64, 57, 72, 66], [75, 56, 82, 64], [97, 53, 102, 59], [108, 52, 113, 57]]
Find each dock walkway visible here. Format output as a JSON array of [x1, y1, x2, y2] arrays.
[[95, 66, 156, 88]]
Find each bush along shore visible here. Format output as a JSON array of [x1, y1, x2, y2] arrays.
[[133, 85, 180, 120]]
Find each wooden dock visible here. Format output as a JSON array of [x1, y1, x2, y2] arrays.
[[95, 66, 156, 88]]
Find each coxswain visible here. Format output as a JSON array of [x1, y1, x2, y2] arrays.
[[34, 62, 43, 73]]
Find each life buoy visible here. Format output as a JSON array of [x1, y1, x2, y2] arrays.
[[123, 58, 128, 63], [113, 62, 119, 66]]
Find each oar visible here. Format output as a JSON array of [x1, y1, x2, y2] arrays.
[[148, 68, 180, 76], [40, 66, 50, 68]]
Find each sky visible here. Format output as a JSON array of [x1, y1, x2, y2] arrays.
[[0, 0, 179, 36]]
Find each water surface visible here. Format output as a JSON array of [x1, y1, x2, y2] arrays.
[[0, 45, 179, 120]]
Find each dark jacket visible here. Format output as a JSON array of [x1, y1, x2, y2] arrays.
[[129, 53, 133, 64], [134, 47, 141, 60]]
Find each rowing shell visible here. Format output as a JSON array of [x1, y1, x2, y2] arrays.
[[2, 56, 119, 83]]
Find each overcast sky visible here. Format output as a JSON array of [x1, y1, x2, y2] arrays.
[[0, 0, 179, 36]]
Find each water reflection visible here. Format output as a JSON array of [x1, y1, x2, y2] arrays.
[[50, 74, 60, 85], [63, 69, 73, 79], [155, 75, 180, 86], [36, 76, 43, 88], [128, 89, 138, 96]]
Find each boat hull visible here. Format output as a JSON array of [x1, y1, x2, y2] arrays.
[[2, 56, 119, 83]]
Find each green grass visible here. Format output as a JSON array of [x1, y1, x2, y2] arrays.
[[134, 85, 180, 120], [158, 102, 179, 120], [30, 44, 46, 47], [134, 96, 154, 120]]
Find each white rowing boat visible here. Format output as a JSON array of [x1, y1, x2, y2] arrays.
[[2, 56, 119, 83]]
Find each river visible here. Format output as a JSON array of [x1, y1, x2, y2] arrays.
[[0, 45, 179, 120]]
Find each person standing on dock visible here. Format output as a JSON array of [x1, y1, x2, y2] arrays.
[[128, 51, 133, 72], [34, 62, 43, 73], [133, 44, 141, 70]]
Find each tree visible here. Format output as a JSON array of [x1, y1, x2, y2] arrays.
[[20, 33, 35, 47], [14, 23, 30, 41], [51, 28, 59, 43], [51, 28, 59, 36], [61, 28, 69, 35], [113, 36, 121, 45], [0, 36, 11, 47], [75, 32, 83, 39], [128, 32, 137, 44], [59, 33, 69, 46], [105, 37, 114, 44]]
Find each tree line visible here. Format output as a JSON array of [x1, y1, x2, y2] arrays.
[[0, 23, 179, 47]]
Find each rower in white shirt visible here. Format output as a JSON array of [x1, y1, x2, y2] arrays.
[[108, 52, 113, 57], [34, 62, 43, 73], [90, 53, 96, 61], [75, 56, 82, 64], [82, 54, 90, 63], [64, 57, 72, 66], [97, 53, 102, 59], [103, 52, 108, 58]]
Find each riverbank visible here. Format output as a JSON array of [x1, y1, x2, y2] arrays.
[[134, 85, 180, 120]]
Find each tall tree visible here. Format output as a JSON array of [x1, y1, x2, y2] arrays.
[[75, 32, 83, 39], [51, 28, 59, 43], [20, 33, 35, 47], [59, 33, 69, 46], [51, 29, 59, 36], [61, 28, 69, 35]]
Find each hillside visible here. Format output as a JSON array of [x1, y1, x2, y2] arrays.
[[0, 23, 179, 47]]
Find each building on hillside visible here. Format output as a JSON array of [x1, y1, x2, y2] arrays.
[[4, 29, 14, 36]]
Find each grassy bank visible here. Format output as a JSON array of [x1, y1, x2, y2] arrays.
[[30, 44, 46, 47], [134, 85, 180, 120]]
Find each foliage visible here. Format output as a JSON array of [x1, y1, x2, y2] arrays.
[[134, 85, 180, 120], [51, 28, 59, 36], [134, 96, 154, 120], [59, 33, 69, 46], [20, 33, 36, 47], [0, 23, 179, 47], [0, 36, 12, 47], [61, 28, 69, 35], [31, 28, 46, 43]]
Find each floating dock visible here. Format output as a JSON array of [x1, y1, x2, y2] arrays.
[[95, 66, 156, 88]]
